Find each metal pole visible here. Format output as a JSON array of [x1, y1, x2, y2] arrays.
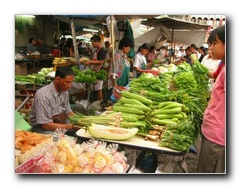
[[171, 27, 175, 64], [70, 18, 80, 68], [110, 15, 117, 86]]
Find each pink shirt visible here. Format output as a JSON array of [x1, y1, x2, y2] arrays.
[[201, 66, 225, 146], [147, 52, 156, 62]]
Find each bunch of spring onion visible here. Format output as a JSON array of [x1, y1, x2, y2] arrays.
[[159, 112, 195, 152], [69, 111, 123, 129]]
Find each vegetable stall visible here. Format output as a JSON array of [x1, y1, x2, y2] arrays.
[[15, 57, 210, 173]]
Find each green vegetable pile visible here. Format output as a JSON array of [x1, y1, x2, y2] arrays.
[[15, 67, 53, 85], [125, 61, 210, 151], [72, 67, 107, 84]]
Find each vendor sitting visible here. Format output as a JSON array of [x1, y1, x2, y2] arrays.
[[26, 37, 38, 55], [29, 66, 79, 134]]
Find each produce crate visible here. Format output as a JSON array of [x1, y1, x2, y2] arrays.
[[19, 89, 37, 96], [15, 63, 27, 76]]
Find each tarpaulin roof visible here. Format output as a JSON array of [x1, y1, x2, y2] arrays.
[[135, 25, 208, 49], [54, 15, 158, 27], [137, 16, 210, 50], [141, 16, 210, 30]]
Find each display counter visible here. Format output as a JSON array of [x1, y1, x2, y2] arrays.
[[15, 56, 54, 75]]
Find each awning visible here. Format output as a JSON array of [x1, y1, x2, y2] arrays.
[[141, 16, 209, 31]]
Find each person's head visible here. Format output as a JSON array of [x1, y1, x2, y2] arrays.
[[118, 37, 134, 54], [207, 25, 225, 61], [185, 46, 191, 56], [149, 46, 156, 53], [61, 38, 66, 43], [180, 46, 184, 52], [190, 44, 197, 52], [198, 46, 206, 54], [91, 35, 101, 48], [139, 43, 150, 56], [29, 37, 37, 45], [54, 66, 75, 92], [105, 41, 110, 48], [66, 38, 73, 45]]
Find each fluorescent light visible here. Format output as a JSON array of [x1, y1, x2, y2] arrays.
[[19, 15, 36, 18], [83, 28, 99, 33]]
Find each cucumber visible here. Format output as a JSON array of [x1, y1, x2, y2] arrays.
[[88, 124, 138, 140]]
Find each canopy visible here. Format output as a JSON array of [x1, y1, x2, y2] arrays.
[[54, 15, 158, 73], [141, 16, 210, 30], [139, 16, 210, 62], [140, 16, 210, 47], [54, 15, 157, 27], [135, 25, 208, 49]]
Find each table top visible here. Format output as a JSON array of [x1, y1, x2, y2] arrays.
[[76, 129, 185, 156]]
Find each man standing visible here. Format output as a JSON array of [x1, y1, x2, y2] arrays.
[[85, 35, 106, 101]]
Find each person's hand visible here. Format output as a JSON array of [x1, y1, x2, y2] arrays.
[[84, 60, 91, 66], [149, 70, 160, 76], [72, 125, 80, 131], [143, 70, 160, 76]]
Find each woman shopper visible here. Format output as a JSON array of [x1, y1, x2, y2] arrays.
[[133, 43, 150, 78], [197, 25, 226, 173]]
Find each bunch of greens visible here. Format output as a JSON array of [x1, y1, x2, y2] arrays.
[[172, 72, 197, 90], [96, 70, 108, 81], [72, 67, 108, 84], [74, 70, 97, 84], [159, 113, 195, 151], [15, 67, 53, 85]]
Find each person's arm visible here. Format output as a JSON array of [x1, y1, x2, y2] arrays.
[[67, 111, 75, 117], [41, 122, 73, 131], [133, 66, 144, 74], [207, 63, 224, 79], [85, 59, 104, 66], [133, 67, 159, 76], [207, 71, 215, 79], [41, 111, 77, 131]]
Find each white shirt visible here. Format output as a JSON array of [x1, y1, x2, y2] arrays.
[[201, 54, 221, 72], [133, 52, 147, 78], [156, 49, 166, 62]]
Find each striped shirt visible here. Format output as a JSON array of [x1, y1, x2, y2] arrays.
[[29, 82, 72, 126]]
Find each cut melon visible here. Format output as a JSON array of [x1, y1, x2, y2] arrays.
[[88, 124, 138, 140]]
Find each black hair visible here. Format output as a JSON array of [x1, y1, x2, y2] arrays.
[[29, 37, 35, 44], [55, 66, 75, 78], [141, 43, 150, 50], [118, 37, 134, 49], [190, 44, 197, 49], [150, 46, 156, 51], [91, 35, 101, 42], [207, 25, 225, 45]]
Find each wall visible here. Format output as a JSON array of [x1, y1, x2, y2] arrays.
[[15, 15, 58, 54]]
